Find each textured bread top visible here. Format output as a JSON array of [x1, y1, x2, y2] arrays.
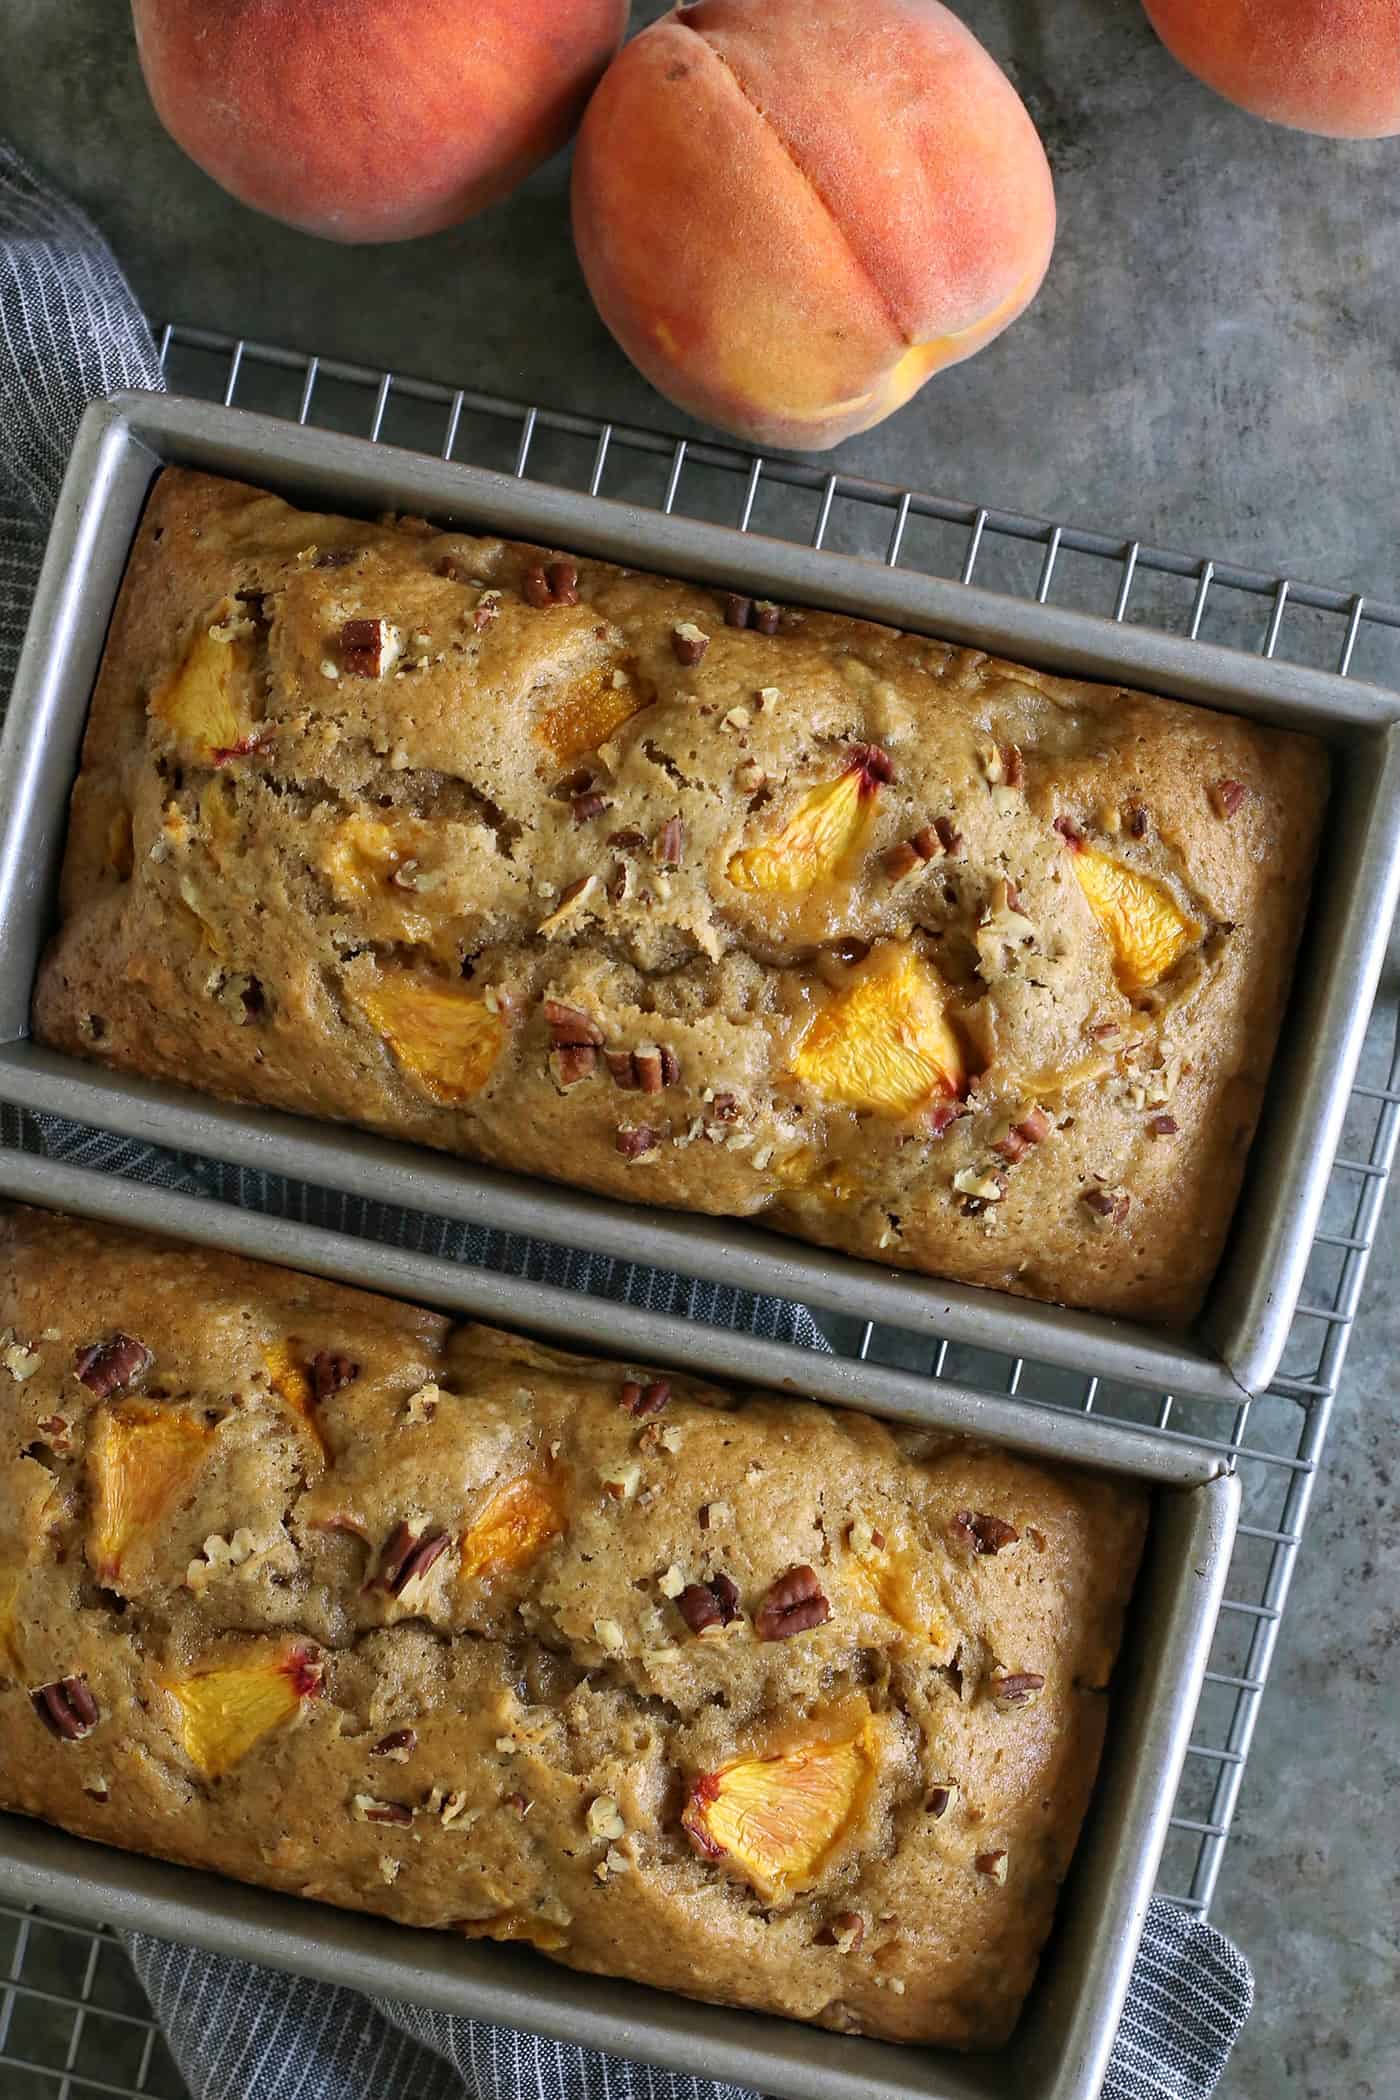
[[0, 1207, 1147, 2049], [34, 468, 1327, 1325]]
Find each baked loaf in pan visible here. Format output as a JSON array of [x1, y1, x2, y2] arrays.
[[34, 469, 1327, 1325], [0, 1207, 1148, 2049]]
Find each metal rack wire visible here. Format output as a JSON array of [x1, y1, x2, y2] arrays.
[[1, 323, 1396, 2097]]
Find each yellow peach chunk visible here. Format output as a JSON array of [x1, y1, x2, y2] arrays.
[[1072, 850, 1200, 994], [106, 807, 134, 880], [353, 972, 506, 1106], [727, 747, 890, 895], [163, 1645, 319, 1778], [847, 1541, 952, 1650], [534, 665, 645, 765], [0, 1566, 22, 1671], [150, 628, 262, 766], [457, 1913, 569, 1952], [682, 1721, 877, 1901], [459, 1471, 567, 1582], [789, 950, 964, 1116], [260, 1341, 330, 1466], [87, 1405, 215, 1585], [321, 815, 404, 906]]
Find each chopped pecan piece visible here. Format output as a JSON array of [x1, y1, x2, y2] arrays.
[[926, 1782, 959, 1820], [311, 1350, 358, 1405], [952, 1509, 1020, 1556], [677, 1572, 742, 1636], [975, 1849, 1009, 1882], [814, 1911, 865, 1951], [354, 1794, 414, 1826], [1083, 1186, 1131, 1224], [1053, 813, 1085, 848], [707, 1092, 739, 1122], [571, 791, 612, 824], [340, 617, 394, 677], [633, 1045, 666, 1094], [723, 593, 753, 628], [371, 1728, 418, 1760], [990, 1670, 1045, 1708], [1148, 1113, 1179, 1136], [883, 841, 922, 884], [992, 1106, 1052, 1164], [1208, 778, 1248, 819], [999, 743, 1025, 788], [316, 547, 357, 570], [31, 1675, 100, 1741], [522, 561, 580, 609], [544, 1001, 604, 1049], [73, 1332, 153, 1399], [550, 1044, 597, 1090], [619, 1377, 670, 1418], [609, 1046, 680, 1092], [1126, 803, 1149, 839], [755, 1564, 831, 1641], [374, 1521, 451, 1599], [752, 599, 782, 635], [616, 1124, 661, 1159], [671, 622, 710, 666], [606, 1049, 638, 1090], [435, 555, 472, 583], [655, 816, 685, 867], [933, 815, 963, 856]]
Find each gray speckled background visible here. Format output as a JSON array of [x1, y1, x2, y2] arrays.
[[1, 2, 1398, 2095]]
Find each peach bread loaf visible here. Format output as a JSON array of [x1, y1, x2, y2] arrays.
[[32, 468, 1328, 1325], [0, 1206, 1148, 2049]]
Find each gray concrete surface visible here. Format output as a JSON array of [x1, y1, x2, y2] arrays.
[[2, 1, 1398, 2093]]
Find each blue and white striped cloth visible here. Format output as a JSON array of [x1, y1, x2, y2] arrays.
[[0, 136, 1252, 2100]]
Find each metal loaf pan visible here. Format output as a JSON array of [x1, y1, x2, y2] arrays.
[[2, 393, 1398, 1404], [0, 1152, 1238, 2100]]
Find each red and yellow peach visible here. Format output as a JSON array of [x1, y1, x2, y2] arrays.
[[132, 0, 629, 243], [571, 0, 1056, 450], [1142, 0, 1400, 138]]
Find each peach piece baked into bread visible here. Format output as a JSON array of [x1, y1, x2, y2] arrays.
[[0, 1207, 1147, 2047], [33, 469, 1327, 1325]]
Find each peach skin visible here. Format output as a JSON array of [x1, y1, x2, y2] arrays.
[[1142, 0, 1400, 137], [131, 0, 629, 243], [571, 0, 1056, 451]]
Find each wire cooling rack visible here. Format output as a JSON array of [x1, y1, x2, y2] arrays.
[[2, 323, 1397, 2098]]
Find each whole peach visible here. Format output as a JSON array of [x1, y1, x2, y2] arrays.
[[131, 0, 629, 243], [571, 0, 1055, 451], [1142, 0, 1400, 137]]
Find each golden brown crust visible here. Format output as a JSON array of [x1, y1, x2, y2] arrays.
[[33, 468, 1328, 1325], [0, 1206, 1147, 2048]]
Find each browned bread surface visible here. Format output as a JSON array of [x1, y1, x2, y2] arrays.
[[0, 1206, 1148, 2048], [33, 469, 1328, 1324]]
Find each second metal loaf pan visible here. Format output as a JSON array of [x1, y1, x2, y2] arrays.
[[0, 1150, 1238, 2100]]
